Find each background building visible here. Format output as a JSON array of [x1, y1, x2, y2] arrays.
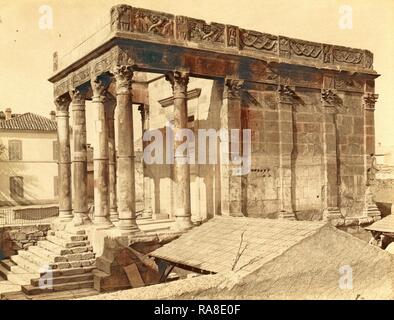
[[0, 109, 58, 206]]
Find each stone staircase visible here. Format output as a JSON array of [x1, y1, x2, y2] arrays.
[[0, 229, 96, 297]]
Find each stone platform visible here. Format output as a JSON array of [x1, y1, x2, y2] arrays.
[[0, 216, 180, 299]]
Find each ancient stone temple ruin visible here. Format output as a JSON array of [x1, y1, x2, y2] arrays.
[[0, 4, 383, 298], [50, 4, 380, 229]]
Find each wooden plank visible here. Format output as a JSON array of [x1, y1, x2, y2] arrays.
[[123, 264, 145, 288]]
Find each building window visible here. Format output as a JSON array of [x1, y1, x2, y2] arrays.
[[8, 140, 22, 160], [53, 140, 59, 161], [10, 176, 24, 198], [54, 176, 59, 197]]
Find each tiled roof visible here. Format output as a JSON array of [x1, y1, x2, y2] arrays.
[[150, 216, 327, 274], [0, 113, 57, 132], [365, 214, 394, 233]]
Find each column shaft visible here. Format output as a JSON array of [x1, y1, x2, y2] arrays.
[[220, 78, 243, 216], [321, 89, 341, 220], [113, 65, 139, 234], [91, 78, 112, 228], [70, 89, 89, 225], [166, 70, 193, 231], [105, 99, 118, 223], [277, 85, 295, 220], [55, 96, 73, 222]]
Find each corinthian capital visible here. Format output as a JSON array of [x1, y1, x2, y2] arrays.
[[363, 93, 379, 110], [165, 70, 189, 94], [69, 88, 87, 105], [224, 78, 244, 99], [54, 95, 71, 112], [112, 65, 134, 94], [90, 77, 107, 100]]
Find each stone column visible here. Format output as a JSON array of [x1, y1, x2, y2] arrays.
[[54, 95, 73, 222], [69, 89, 89, 226], [363, 92, 381, 220], [321, 89, 341, 221], [105, 96, 118, 223], [165, 70, 193, 231], [91, 77, 112, 228], [220, 78, 244, 217], [113, 65, 140, 235], [277, 85, 295, 220], [138, 104, 153, 218]]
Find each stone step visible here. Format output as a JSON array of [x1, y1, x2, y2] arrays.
[[54, 231, 88, 242], [28, 246, 67, 263], [17, 250, 55, 270], [2, 265, 37, 286], [10, 255, 42, 274], [47, 266, 96, 278], [30, 272, 93, 287], [0, 259, 15, 272], [46, 235, 90, 248], [1, 287, 98, 300], [37, 240, 72, 256], [22, 280, 93, 295]]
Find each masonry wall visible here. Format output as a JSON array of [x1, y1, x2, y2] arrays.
[[0, 224, 51, 257], [144, 74, 370, 220]]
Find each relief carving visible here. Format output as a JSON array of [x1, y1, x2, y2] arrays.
[[226, 26, 239, 47], [133, 9, 174, 38], [289, 39, 322, 59], [111, 5, 132, 32], [364, 50, 373, 69], [240, 30, 277, 52], [333, 47, 364, 66], [188, 18, 225, 44], [176, 16, 189, 40], [277, 84, 296, 104], [334, 77, 363, 91]]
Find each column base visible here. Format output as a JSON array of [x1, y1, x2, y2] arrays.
[[278, 210, 296, 221], [109, 210, 119, 223], [56, 210, 73, 223], [68, 212, 90, 226], [171, 216, 193, 232], [93, 216, 113, 230], [116, 219, 140, 236]]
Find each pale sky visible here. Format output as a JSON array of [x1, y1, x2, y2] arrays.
[[0, 0, 393, 145]]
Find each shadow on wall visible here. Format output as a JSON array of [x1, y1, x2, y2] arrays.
[[0, 158, 44, 206]]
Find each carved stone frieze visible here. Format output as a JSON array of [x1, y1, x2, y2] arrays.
[[332, 46, 364, 66], [132, 8, 174, 38], [240, 29, 277, 52], [188, 18, 225, 45]]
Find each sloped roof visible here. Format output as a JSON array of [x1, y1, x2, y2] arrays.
[[151, 216, 328, 274], [0, 113, 57, 132], [365, 214, 394, 233]]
